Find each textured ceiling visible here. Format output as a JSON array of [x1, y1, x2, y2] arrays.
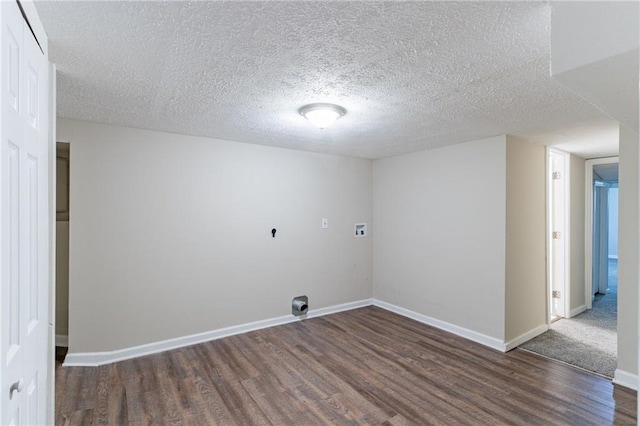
[[36, 1, 618, 159]]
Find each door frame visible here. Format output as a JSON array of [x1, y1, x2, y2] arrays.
[[584, 156, 619, 310], [547, 147, 571, 320], [47, 63, 57, 425]]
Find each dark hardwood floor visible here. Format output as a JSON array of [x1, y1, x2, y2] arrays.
[[56, 306, 636, 425]]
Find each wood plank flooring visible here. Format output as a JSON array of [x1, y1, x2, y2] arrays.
[[56, 306, 637, 425]]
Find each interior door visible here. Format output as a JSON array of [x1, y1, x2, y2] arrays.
[[1, 2, 50, 424], [549, 150, 567, 318]]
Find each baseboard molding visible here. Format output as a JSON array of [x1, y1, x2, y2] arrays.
[[613, 369, 638, 390], [63, 298, 373, 367], [569, 305, 587, 318], [503, 324, 549, 352], [305, 298, 373, 319], [55, 334, 69, 347], [372, 299, 505, 352]]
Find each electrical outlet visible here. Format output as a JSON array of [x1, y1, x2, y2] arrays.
[[322, 218, 328, 229]]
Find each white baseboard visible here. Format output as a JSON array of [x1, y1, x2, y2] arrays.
[[503, 324, 549, 352], [55, 334, 69, 347], [63, 298, 373, 367], [305, 298, 373, 319], [569, 305, 587, 318], [613, 369, 638, 390], [372, 299, 505, 352]]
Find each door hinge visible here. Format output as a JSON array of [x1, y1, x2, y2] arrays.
[[552, 171, 562, 180], [552, 290, 561, 299], [552, 231, 561, 239]]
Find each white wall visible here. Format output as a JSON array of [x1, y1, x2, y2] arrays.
[[505, 137, 546, 342], [59, 116, 626, 368], [59, 119, 373, 353], [569, 154, 586, 312], [551, 2, 639, 133], [551, 2, 638, 385], [373, 136, 507, 340], [617, 125, 639, 379], [551, 2, 639, 76]]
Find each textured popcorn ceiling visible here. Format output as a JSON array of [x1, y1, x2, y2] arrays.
[[36, 1, 618, 159]]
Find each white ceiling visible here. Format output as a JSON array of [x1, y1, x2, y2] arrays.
[[36, 1, 620, 159]]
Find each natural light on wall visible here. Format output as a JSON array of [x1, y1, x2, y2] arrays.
[[299, 103, 347, 129]]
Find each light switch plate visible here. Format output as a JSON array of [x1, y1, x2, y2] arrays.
[[322, 218, 328, 229]]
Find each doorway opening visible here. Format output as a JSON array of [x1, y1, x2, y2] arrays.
[[586, 159, 619, 310], [55, 142, 70, 365], [520, 154, 618, 379]]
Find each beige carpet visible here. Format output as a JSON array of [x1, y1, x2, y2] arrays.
[[519, 260, 617, 378]]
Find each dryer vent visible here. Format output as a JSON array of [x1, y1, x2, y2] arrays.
[[292, 296, 308, 316]]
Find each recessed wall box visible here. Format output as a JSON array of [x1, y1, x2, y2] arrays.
[[355, 223, 367, 238]]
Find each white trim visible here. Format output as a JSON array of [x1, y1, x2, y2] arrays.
[[305, 298, 372, 319], [372, 299, 505, 352], [63, 298, 373, 367], [563, 152, 571, 319], [548, 148, 571, 319], [47, 61, 58, 426], [55, 334, 68, 347], [545, 147, 552, 324], [613, 369, 638, 390], [503, 324, 549, 352], [569, 305, 587, 318], [585, 157, 619, 310]]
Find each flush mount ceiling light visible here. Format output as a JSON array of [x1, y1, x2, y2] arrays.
[[299, 103, 347, 129]]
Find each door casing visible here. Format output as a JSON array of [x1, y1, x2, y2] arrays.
[[547, 147, 570, 320], [585, 157, 619, 310]]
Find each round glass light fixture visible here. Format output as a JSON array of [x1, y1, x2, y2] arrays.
[[299, 103, 347, 129]]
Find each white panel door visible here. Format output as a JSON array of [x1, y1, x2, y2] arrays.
[[0, 1, 49, 424], [549, 151, 567, 318]]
